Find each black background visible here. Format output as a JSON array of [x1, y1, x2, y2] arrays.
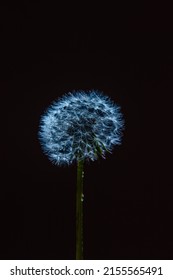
[[1, 3, 173, 259]]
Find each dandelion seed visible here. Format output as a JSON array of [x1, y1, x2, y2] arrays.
[[38, 90, 124, 165]]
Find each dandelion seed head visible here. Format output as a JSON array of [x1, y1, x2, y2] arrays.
[[38, 90, 124, 165]]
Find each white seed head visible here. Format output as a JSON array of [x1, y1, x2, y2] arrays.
[[38, 90, 124, 165]]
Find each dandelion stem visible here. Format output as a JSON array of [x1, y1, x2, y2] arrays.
[[76, 159, 84, 259]]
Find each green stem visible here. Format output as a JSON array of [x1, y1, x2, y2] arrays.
[[76, 159, 84, 260]]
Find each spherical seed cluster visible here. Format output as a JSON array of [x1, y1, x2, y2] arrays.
[[38, 90, 124, 165]]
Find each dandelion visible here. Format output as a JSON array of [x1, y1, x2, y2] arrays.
[[38, 90, 124, 259]]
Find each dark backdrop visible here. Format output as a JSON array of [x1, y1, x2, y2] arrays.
[[1, 3, 172, 259]]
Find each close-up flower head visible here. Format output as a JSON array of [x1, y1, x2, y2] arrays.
[[38, 90, 124, 165]]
